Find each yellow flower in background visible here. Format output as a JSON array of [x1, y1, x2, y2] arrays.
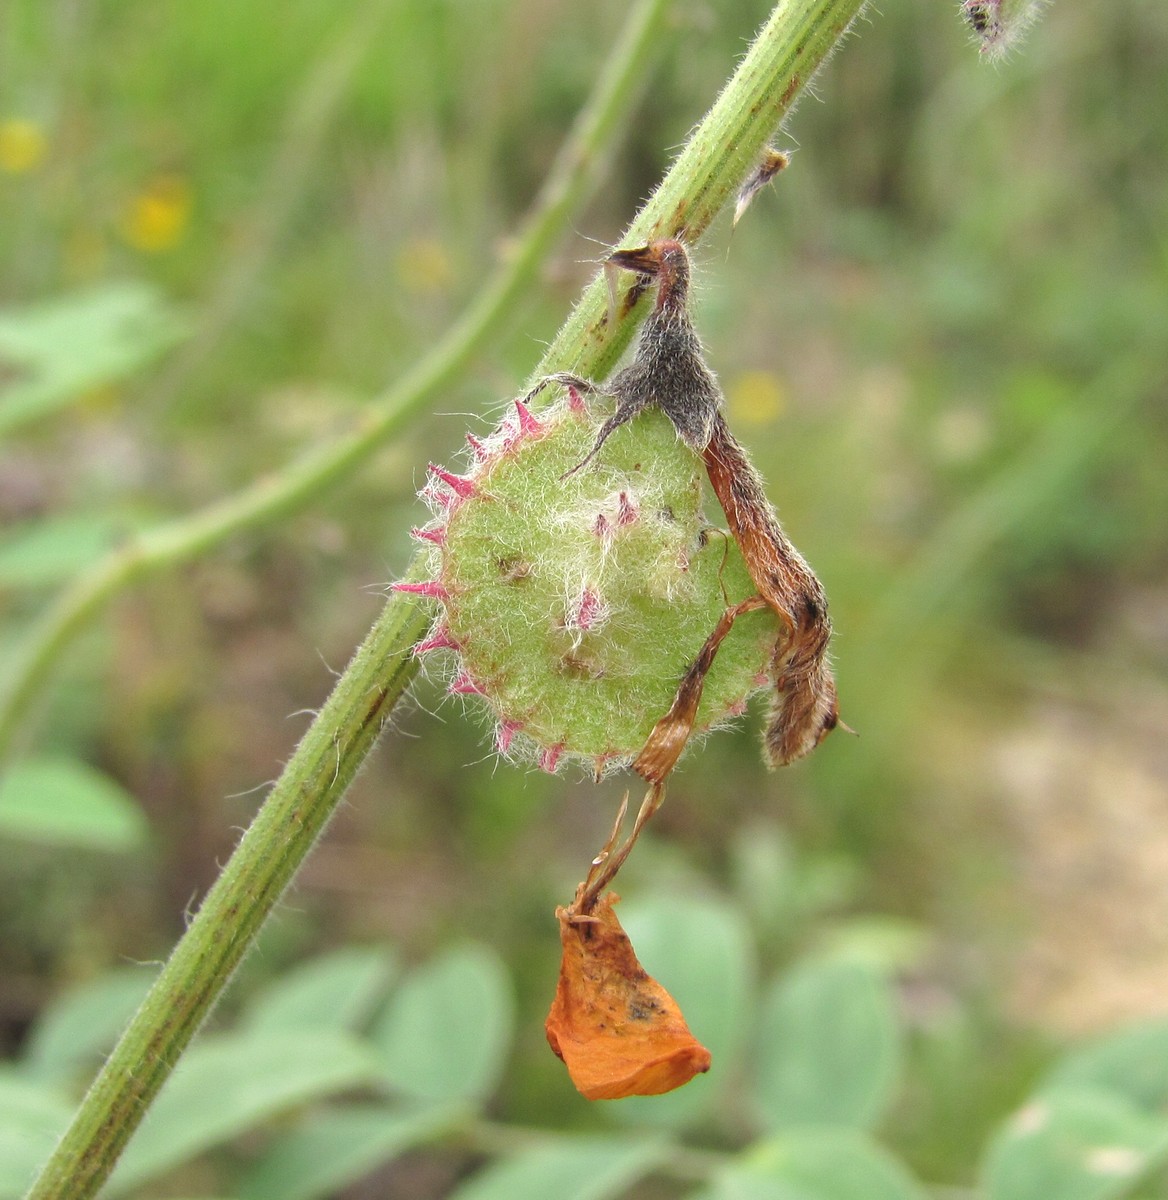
[[395, 236, 454, 296], [727, 369, 786, 426], [121, 173, 192, 252], [0, 118, 47, 173]]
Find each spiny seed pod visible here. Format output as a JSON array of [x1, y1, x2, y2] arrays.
[[401, 389, 783, 776]]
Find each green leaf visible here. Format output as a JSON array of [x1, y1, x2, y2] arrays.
[[446, 1139, 663, 1200], [239, 1102, 464, 1200], [105, 1030, 381, 1196], [1045, 1021, 1168, 1114], [690, 1176, 809, 1200], [812, 917, 930, 975], [753, 959, 902, 1131], [244, 945, 397, 1035], [0, 282, 186, 434], [22, 967, 157, 1085], [706, 1129, 928, 1200], [0, 1070, 75, 1200], [0, 758, 148, 852], [0, 513, 141, 589], [982, 1086, 1168, 1200], [372, 943, 514, 1103], [608, 891, 755, 1129]]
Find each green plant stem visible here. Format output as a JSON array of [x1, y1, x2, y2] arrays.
[[46, 585, 425, 1200], [24, 1, 867, 1196]]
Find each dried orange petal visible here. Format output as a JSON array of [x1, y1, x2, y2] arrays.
[[545, 891, 711, 1100]]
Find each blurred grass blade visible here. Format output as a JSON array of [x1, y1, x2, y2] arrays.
[[867, 363, 1147, 644]]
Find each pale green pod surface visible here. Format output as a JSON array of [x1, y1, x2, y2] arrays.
[[413, 392, 781, 773]]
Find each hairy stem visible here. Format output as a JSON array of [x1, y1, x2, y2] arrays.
[[24, 0, 867, 1195]]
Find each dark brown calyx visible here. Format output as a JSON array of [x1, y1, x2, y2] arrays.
[[565, 239, 721, 478]]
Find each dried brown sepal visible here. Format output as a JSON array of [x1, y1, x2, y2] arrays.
[[633, 595, 769, 783], [564, 241, 722, 479], [733, 148, 791, 228], [564, 237, 842, 769], [702, 414, 839, 764], [546, 890, 712, 1101]]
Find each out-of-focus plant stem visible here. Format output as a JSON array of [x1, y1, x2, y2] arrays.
[[24, 0, 868, 1196]]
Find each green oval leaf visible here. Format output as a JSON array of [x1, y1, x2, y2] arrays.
[[982, 1086, 1168, 1200], [0, 758, 148, 852], [753, 959, 902, 1131], [707, 1129, 927, 1200], [22, 967, 156, 1085], [0, 1071, 75, 1200], [372, 943, 514, 1103], [0, 283, 186, 434], [1044, 1021, 1168, 1114], [239, 1102, 464, 1200], [244, 946, 398, 1035], [0, 513, 140, 590], [608, 891, 755, 1129], [446, 1139, 662, 1200], [105, 1030, 381, 1196]]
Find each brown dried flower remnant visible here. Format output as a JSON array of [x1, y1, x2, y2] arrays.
[[547, 871, 711, 1101], [566, 238, 841, 774], [544, 238, 843, 1101], [546, 792, 711, 1101]]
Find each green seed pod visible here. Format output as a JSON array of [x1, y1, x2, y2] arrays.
[[405, 388, 782, 776]]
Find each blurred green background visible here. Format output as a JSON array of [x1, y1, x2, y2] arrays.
[[2, 0, 1167, 1196]]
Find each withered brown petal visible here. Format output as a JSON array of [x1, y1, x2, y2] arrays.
[[545, 892, 711, 1101]]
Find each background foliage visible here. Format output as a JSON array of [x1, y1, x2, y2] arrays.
[[2, 0, 1167, 1196]]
